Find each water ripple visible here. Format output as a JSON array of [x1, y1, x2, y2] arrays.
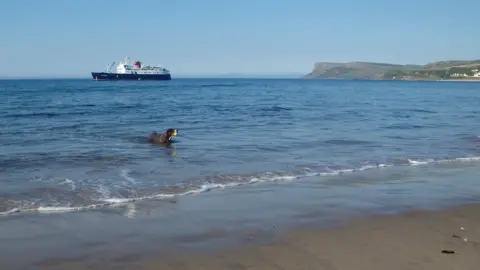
[[1, 78, 479, 215]]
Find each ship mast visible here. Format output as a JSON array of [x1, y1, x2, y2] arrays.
[[107, 62, 116, 72]]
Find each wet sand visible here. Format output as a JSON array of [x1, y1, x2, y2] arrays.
[[3, 162, 480, 270], [33, 203, 480, 270]]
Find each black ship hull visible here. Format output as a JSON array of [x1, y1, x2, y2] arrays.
[[91, 72, 171, 81]]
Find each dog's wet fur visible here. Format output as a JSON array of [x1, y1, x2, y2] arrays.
[[148, 129, 178, 145]]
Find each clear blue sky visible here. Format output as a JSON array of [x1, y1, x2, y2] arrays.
[[1, 0, 479, 77]]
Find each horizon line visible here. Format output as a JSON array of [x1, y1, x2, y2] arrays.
[[0, 73, 305, 80]]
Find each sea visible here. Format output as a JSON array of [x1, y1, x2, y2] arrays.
[[1, 78, 480, 269]]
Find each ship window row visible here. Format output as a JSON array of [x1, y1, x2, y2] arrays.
[[122, 67, 164, 71]]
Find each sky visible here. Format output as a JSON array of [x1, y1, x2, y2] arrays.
[[1, 0, 479, 77]]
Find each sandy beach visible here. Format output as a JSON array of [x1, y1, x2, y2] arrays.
[[2, 159, 479, 270], [30, 203, 480, 270]]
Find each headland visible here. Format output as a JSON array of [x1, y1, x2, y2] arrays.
[[304, 60, 480, 81]]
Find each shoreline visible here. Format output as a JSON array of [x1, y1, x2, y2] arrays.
[[32, 202, 480, 270], [303, 77, 480, 82], [2, 160, 480, 270], [434, 79, 480, 82]]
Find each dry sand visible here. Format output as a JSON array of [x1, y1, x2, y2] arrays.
[[40, 203, 480, 270]]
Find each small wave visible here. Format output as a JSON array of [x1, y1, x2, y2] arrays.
[[443, 156, 480, 162], [1, 155, 480, 217], [42, 103, 97, 110], [58, 178, 76, 191], [385, 124, 425, 130], [4, 112, 61, 118], [410, 109, 437, 114], [0, 167, 385, 216], [260, 106, 293, 112], [408, 156, 480, 166], [2, 110, 101, 119], [109, 103, 145, 110], [458, 134, 480, 142], [407, 159, 433, 166], [120, 169, 137, 184], [0, 152, 132, 171], [199, 83, 238, 88], [324, 139, 376, 146]]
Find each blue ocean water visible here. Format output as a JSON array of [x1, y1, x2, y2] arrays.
[[0, 78, 479, 215]]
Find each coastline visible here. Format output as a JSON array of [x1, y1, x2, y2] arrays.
[[434, 79, 480, 82], [32, 203, 480, 270], [304, 60, 480, 82], [302, 77, 480, 82], [2, 159, 480, 270], [1, 152, 480, 270]]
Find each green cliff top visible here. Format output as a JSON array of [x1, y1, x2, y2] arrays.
[[304, 60, 480, 81]]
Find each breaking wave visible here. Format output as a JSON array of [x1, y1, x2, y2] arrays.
[[1, 155, 479, 217]]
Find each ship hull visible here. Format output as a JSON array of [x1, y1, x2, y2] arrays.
[[91, 72, 171, 81]]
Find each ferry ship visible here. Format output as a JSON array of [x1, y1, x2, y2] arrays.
[[91, 57, 171, 80]]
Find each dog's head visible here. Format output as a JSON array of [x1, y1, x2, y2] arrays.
[[165, 128, 178, 140]]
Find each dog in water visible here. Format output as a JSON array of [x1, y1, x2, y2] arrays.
[[148, 128, 178, 145]]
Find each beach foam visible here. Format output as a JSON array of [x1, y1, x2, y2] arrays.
[[1, 155, 479, 216]]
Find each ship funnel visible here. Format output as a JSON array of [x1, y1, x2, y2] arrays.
[[134, 61, 142, 68]]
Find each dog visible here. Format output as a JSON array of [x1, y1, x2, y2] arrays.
[[148, 128, 178, 145]]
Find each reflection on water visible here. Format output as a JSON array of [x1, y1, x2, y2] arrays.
[[124, 203, 136, 219], [168, 146, 177, 157]]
